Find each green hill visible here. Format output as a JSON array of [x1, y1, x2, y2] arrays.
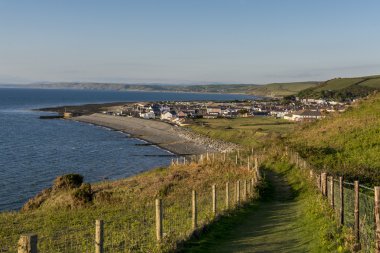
[[247, 82, 318, 97], [298, 75, 380, 101], [289, 93, 380, 184]]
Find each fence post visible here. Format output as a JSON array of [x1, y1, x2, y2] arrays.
[[321, 173, 327, 196], [247, 179, 251, 198], [212, 184, 216, 215], [18, 234, 37, 253], [235, 155, 238, 165], [192, 190, 197, 229], [354, 181, 361, 251], [339, 177, 344, 226], [236, 180, 240, 206], [251, 178, 255, 195], [243, 180, 247, 202], [247, 157, 250, 170], [155, 199, 163, 242], [256, 167, 261, 181], [95, 220, 104, 253], [225, 182, 229, 209], [375, 187, 380, 253], [330, 176, 334, 209]]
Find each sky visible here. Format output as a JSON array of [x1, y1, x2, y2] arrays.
[[0, 0, 380, 85]]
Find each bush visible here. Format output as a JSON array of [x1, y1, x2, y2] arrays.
[[53, 174, 83, 190], [72, 183, 93, 205]]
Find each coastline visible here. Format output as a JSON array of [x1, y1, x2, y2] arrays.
[[72, 113, 238, 155]]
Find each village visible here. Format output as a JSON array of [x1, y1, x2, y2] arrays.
[[102, 97, 349, 126]]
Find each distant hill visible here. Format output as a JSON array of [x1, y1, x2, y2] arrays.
[[24, 74, 380, 99], [27, 81, 319, 97], [290, 92, 380, 184], [298, 75, 380, 101]]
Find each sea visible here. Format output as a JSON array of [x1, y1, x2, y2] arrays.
[[0, 87, 254, 211]]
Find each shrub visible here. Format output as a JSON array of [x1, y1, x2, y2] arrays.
[[53, 174, 83, 190], [72, 183, 93, 205]]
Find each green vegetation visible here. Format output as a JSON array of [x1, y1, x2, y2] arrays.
[[0, 154, 257, 252], [188, 117, 294, 148], [248, 82, 318, 97], [298, 75, 380, 101], [289, 93, 380, 184]]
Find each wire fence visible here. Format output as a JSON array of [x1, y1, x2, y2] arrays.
[[287, 149, 378, 253], [1, 150, 263, 253]]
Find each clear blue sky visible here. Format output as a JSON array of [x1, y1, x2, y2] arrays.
[[1, 0, 380, 84]]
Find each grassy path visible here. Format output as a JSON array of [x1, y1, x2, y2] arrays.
[[181, 170, 313, 253]]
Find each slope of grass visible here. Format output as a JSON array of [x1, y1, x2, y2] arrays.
[[289, 93, 380, 184], [298, 75, 380, 100], [247, 82, 318, 97], [188, 117, 295, 148], [359, 77, 380, 88], [314, 77, 366, 92], [0, 155, 257, 252]]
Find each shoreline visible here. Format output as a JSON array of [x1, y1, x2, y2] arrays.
[[82, 121, 177, 156], [72, 113, 238, 155]]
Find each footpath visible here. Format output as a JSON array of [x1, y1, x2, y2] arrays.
[[181, 171, 312, 253]]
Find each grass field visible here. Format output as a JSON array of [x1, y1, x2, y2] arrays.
[[188, 116, 295, 148]]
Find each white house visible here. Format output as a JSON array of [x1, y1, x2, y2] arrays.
[[140, 111, 155, 119], [160, 111, 173, 120], [291, 110, 324, 121]]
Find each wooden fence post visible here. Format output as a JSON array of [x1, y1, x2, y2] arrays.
[[236, 180, 240, 206], [18, 234, 37, 253], [330, 176, 334, 209], [155, 199, 163, 242], [212, 184, 217, 215], [321, 173, 327, 196], [243, 180, 247, 202], [247, 157, 250, 170], [354, 181, 361, 251], [235, 155, 238, 165], [192, 190, 197, 229], [374, 187, 380, 253], [225, 182, 229, 210], [95, 220, 104, 253], [247, 179, 251, 198], [339, 177, 344, 226]]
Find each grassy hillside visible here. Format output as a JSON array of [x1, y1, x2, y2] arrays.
[[289, 93, 380, 184], [248, 82, 318, 97], [0, 153, 258, 252], [298, 75, 380, 100]]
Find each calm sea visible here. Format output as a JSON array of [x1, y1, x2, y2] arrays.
[[0, 87, 254, 211]]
